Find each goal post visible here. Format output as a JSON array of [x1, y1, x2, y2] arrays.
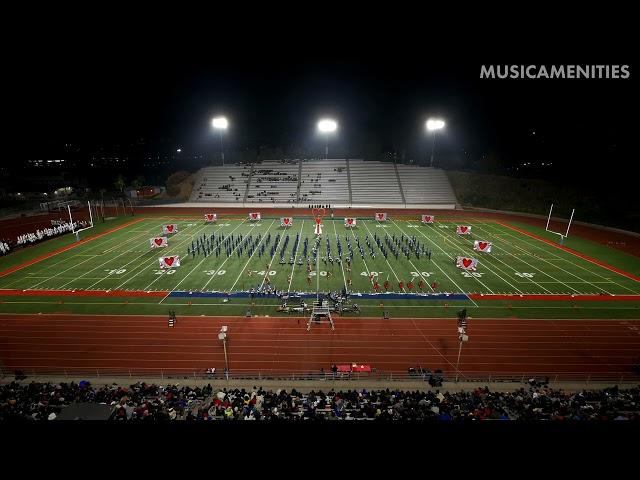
[[545, 203, 575, 244], [68, 201, 95, 241]]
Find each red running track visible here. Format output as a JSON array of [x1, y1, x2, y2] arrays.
[[1, 314, 640, 379]]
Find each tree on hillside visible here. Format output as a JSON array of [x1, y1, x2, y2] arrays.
[[132, 176, 145, 190], [114, 174, 125, 193]]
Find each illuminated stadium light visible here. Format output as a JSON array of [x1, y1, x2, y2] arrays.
[[211, 116, 228, 130], [317, 119, 338, 159], [317, 119, 337, 133], [426, 118, 445, 131], [426, 118, 446, 167], [211, 116, 228, 165]]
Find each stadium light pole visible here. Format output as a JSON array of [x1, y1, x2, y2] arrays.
[[426, 118, 445, 167], [212, 116, 229, 166], [317, 119, 338, 160], [455, 320, 468, 383], [218, 325, 229, 380]]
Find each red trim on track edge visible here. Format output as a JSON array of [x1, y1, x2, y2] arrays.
[[0, 289, 167, 297]]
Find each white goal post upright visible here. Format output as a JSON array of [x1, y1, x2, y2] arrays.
[[545, 203, 575, 245], [68, 201, 95, 241]]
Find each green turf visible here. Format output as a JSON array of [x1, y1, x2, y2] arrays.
[[1, 215, 639, 318]]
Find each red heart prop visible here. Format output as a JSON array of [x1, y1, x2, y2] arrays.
[[283, 218, 290, 225], [154, 238, 163, 246], [460, 226, 468, 233], [479, 242, 488, 250], [164, 257, 174, 267], [251, 213, 258, 219], [167, 225, 174, 233], [347, 218, 353, 225], [462, 258, 472, 268], [206, 214, 213, 220], [315, 217, 322, 225], [377, 214, 384, 220], [426, 216, 432, 222]]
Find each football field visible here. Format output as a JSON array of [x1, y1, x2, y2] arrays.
[[1, 215, 639, 298]]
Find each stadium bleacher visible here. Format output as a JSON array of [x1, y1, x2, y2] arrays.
[[246, 160, 300, 204], [190, 159, 458, 207], [397, 164, 457, 205], [191, 164, 251, 202], [299, 159, 350, 204]]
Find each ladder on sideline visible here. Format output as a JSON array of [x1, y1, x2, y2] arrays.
[[307, 300, 335, 332]]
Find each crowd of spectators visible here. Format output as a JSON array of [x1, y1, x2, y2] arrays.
[[15, 220, 87, 248], [1, 380, 639, 421]]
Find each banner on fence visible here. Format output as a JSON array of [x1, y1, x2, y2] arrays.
[[249, 212, 261, 221], [473, 240, 492, 253], [345, 217, 357, 227], [204, 213, 217, 222], [159, 256, 181, 269], [421, 215, 434, 224], [456, 256, 478, 270], [456, 225, 471, 235], [163, 224, 178, 235], [150, 237, 168, 248]]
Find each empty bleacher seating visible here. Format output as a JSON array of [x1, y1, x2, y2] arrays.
[[396, 165, 457, 205], [349, 159, 403, 204], [189, 160, 457, 207], [298, 159, 350, 204]]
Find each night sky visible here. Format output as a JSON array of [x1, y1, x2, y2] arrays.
[[6, 22, 637, 187]]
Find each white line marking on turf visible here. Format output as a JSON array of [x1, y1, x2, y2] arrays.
[[330, 218, 348, 293], [390, 219, 480, 305], [288, 219, 305, 293], [484, 222, 639, 294], [361, 219, 405, 291], [57, 221, 168, 289], [480, 223, 615, 294], [117, 221, 213, 291], [203, 220, 274, 292], [157, 220, 240, 302]]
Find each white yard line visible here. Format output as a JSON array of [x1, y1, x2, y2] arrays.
[[346, 223, 374, 293], [479, 223, 618, 294], [484, 222, 639, 294], [18, 221, 158, 290], [383, 231, 435, 292], [445, 224, 554, 294], [157, 220, 238, 301], [117, 222, 213, 291], [257, 221, 284, 290], [171, 220, 248, 292], [391, 219, 488, 299], [4, 219, 154, 286], [287, 220, 305, 293], [57, 221, 167, 289], [428, 221, 524, 294], [229, 220, 277, 291], [330, 218, 348, 292], [360, 219, 404, 290]]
